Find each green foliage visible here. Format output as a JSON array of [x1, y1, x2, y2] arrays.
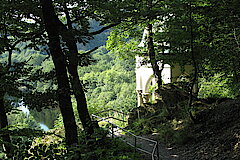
[[78, 127, 141, 160], [130, 116, 191, 145], [2, 0, 240, 159], [106, 25, 142, 59], [156, 120, 191, 145], [131, 118, 152, 134], [198, 73, 234, 98], [80, 46, 137, 113], [2, 127, 140, 160], [7, 109, 40, 129], [129, 100, 192, 145], [30, 108, 60, 129], [9, 137, 34, 159], [26, 132, 67, 160], [79, 138, 141, 160], [0, 127, 45, 159]]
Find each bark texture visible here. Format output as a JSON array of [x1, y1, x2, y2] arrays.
[[188, 1, 198, 123], [41, 0, 78, 145], [147, 23, 163, 89], [58, 24, 96, 135], [55, 5, 97, 135]]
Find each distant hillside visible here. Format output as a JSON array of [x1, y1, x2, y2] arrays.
[[77, 19, 110, 51], [0, 19, 110, 67]]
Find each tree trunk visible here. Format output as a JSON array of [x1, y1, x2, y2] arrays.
[[146, 23, 163, 90], [69, 68, 96, 135], [40, 0, 78, 146], [0, 94, 12, 157], [188, 1, 198, 123], [61, 31, 96, 135], [57, 8, 98, 135]]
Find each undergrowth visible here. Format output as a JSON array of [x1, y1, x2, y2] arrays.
[[128, 102, 194, 145], [0, 127, 141, 160]]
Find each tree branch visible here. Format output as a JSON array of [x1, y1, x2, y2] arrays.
[[89, 23, 120, 35], [80, 47, 98, 56]]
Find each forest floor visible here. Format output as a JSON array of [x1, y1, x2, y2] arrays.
[[171, 99, 240, 160], [139, 99, 240, 160]]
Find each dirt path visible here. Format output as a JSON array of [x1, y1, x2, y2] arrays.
[[137, 134, 181, 160], [115, 132, 182, 160]]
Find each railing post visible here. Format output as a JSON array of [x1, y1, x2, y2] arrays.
[[156, 141, 159, 160], [134, 136, 137, 153]]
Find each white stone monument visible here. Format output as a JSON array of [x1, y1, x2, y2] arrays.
[[136, 28, 195, 107]]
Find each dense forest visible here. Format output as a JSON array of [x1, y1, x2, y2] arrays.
[[0, 0, 240, 159]]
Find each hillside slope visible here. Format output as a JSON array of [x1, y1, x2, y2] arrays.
[[174, 99, 240, 159]]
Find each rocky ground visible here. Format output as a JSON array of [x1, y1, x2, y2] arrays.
[[135, 99, 240, 160], [127, 84, 240, 159], [172, 99, 240, 160]]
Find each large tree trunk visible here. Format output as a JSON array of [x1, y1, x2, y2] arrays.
[[40, 0, 78, 146], [146, 0, 163, 91], [0, 94, 12, 157], [59, 29, 96, 135], [146, 23, 163, 90], [56, 7, 98, 135], [68, 66, 96, 135], [188, 1, 198, 123]]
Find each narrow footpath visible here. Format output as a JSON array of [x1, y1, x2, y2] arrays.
[[136, 134, 181, 160], [114, 130, 182, 160]]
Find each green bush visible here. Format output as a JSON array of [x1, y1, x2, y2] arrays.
[[156, 120, 191, 145], [1, 126, 142, 160], [198, 73, 233, 98]]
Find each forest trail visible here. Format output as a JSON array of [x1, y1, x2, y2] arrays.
[[113, 130, 182, 160], [138, 134, 180, 160], [93, 110, 183, 160], [122, 99, 240, 160]]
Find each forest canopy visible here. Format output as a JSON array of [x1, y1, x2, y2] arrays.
[[0, 0, 240, 159]]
